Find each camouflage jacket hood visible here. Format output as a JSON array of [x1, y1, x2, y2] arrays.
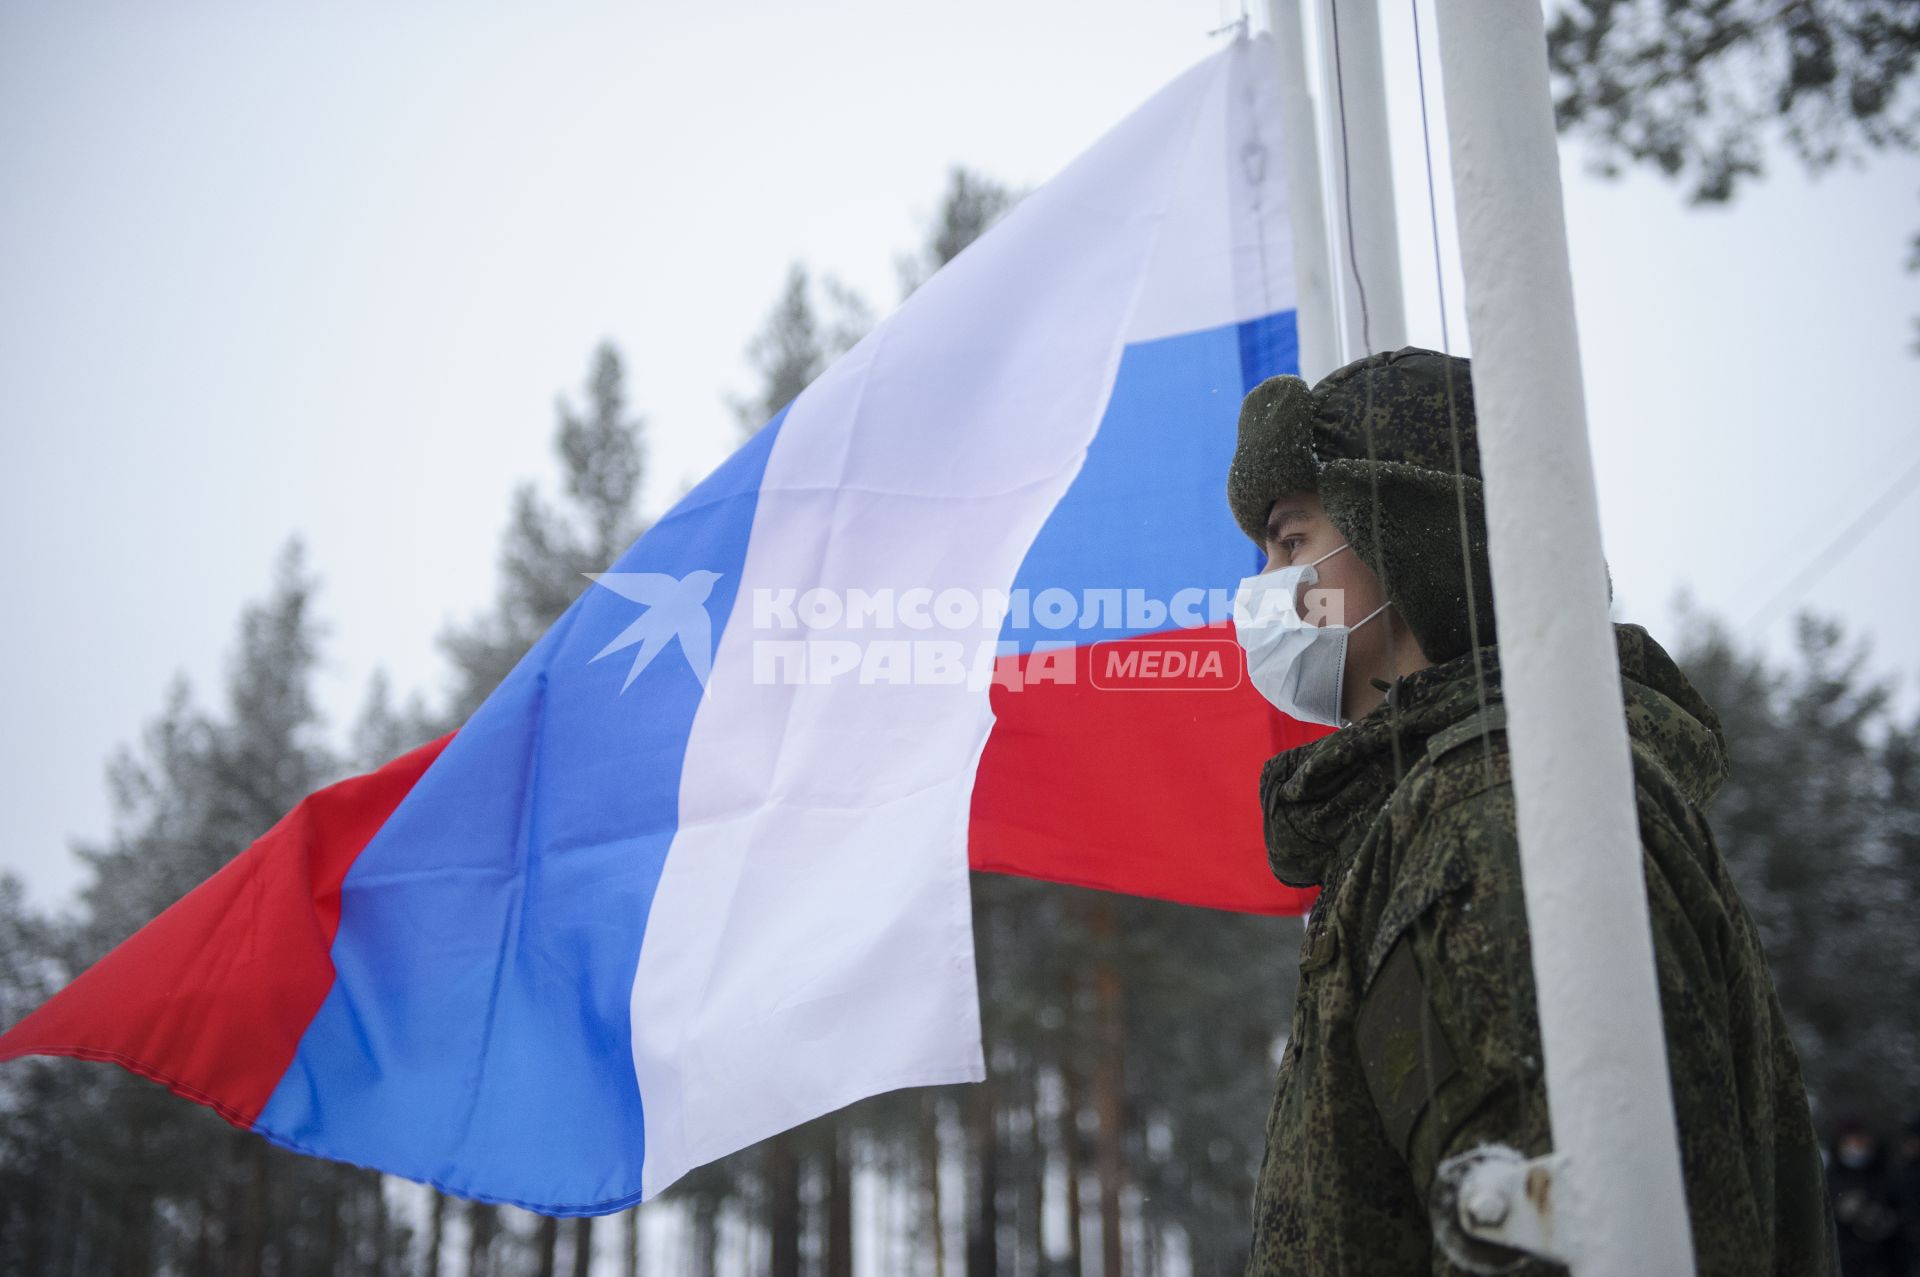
[[1261, 622, 1730, 889]]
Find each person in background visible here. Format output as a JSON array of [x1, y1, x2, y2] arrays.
[[1830, 1118, 1904, 1276], [1892, 1115, 1920, 1277]]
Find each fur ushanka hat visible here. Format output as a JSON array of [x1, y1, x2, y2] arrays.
[[1226, 346, 1496, 666]]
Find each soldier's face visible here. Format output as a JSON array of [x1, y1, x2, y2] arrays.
[[1259, 492, 1387, 626], [1262, 492, 1410, 720]]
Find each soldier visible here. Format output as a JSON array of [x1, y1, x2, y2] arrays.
[[1226, 348, 1835, 1275]]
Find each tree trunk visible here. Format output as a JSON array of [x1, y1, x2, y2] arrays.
[[110, 1104, 154, 1277], [366, 1172, 389, 1277], [235, 1139, 270, 1277], [466, 1203, 498, 1277], [1091, 901, 1127, 1277], [825, 1129, 854, 1277], [49, 1189, 66, 1277], [570, 1217, 595, 1277], [424, 1192, 446, 1277], [318, 1168, 344, 1277], [691, 1197, 720, 1277], [1020, 1070, 1044, 1276], [535, 1214, 560, 1277], [622, 1207, 642, 1277], [186, 1169, 217, 1277], [63, 1191, 91, 1277], [20, 1159, 52, 1277], [922, 1094, 947, 1277], [767, 1133, 802, 1277], [966, 1078, 999, 1277], [112, 1184, 153, 1277], [877, 1148, 897, 1276], [1063, 1064, 1086, 1277]]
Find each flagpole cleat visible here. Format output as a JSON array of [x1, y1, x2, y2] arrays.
[[1431, 1144, 1572, 1273]]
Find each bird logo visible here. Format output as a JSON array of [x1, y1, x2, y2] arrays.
[[585, 570, 723, 692]]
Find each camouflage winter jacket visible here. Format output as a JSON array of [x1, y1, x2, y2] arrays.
[[1245, 623, 1835, 1276]]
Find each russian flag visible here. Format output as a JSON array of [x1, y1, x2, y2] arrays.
[[0, 33, 1318, 1215]]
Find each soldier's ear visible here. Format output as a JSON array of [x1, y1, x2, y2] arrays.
[[1319, 459, 1495, 665]]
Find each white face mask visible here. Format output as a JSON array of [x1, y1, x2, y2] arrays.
[[1232, 543, 1388, 728]]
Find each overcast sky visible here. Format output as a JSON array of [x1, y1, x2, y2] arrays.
[[3, 0, 1917, 911]]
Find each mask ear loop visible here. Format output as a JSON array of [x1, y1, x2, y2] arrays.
[[1331, 602, 1389, 728], [1306, 542, 1352, 570], [1350, 600, 1390, 631], [1299, 544, 1359, 633]]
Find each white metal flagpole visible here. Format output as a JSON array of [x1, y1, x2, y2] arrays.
[[1266, 0, 1339, 383], [1312, 0, 1406, 359], [1433, 3, 1697, 1274]]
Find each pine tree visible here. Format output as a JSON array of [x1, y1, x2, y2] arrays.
[[442, 341, 651, 721], [0, 875, 62, 1277], [896, 167, 1021, 298], [1548, 1, 1919, 205], [1547, 2, 1920, 346], [0, 542, 395, 1275], [1676, 604, 1920, 1123], [732, 263, 874, 439], [350, 669, 438, 769]]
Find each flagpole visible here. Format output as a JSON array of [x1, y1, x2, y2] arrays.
[[1433, 3, 1696, 1273], [1265, 0, 1339, 383], [1310, 0, 1406, 359]]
